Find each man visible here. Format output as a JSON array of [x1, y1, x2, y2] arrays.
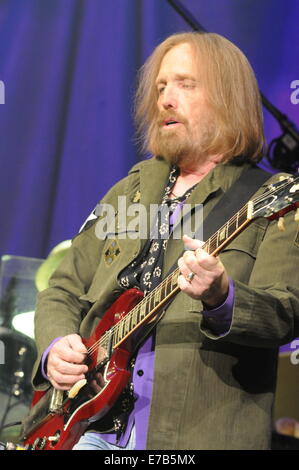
[[31, 32, 299, 450]]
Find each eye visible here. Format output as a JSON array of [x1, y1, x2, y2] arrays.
[[180, 79, 196, 89], [157, 85, 166, 95]]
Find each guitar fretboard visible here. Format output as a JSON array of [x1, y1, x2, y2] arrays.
[[108, 202, 251, 350]]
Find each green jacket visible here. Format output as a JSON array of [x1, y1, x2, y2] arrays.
[[33, 157, 299, 450]]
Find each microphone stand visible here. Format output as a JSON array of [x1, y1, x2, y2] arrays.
[[167, 0, 299, 173], [261, 94, 299, 172]]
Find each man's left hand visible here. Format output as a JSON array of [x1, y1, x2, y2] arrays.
[[177, 235, 229, 308]]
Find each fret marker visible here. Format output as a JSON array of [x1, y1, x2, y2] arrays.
[[219, 228, 226, 242], [247, 201, 253, 219]]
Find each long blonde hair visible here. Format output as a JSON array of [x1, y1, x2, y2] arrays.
[[135, 32, 265, 163]]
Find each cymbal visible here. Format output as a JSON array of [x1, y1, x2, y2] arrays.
[[35, 240, 72, 292]]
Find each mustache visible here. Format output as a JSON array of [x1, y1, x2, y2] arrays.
[[157, 111, 187, 126]]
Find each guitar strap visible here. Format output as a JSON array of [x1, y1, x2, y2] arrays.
[[133, 164, 272, 351], [199, 164, 271, 242]]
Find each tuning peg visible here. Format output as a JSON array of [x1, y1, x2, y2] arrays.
[[278, 217, 285, 231], [295, 208, 299, 222]]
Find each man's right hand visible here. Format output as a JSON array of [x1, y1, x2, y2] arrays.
[[46, 334, 88, 391]]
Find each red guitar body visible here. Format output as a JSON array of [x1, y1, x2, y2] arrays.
[[22, 288, 144, 450]]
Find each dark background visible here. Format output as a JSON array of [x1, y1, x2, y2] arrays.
[[0, 0, 298, 259]]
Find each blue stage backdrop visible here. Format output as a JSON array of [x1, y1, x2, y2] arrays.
[[0, 0, 298, 259]]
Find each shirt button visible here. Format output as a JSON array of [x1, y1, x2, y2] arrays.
[[137, 369, 144, 376]]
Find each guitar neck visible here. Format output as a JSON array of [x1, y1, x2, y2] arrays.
[[204, 201, 253, 256], [111, 202, 253, 350]]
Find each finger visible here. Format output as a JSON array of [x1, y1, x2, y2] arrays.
[[178, 256, 194, 279], [183, 234, 205, 251], [177, 273, 193, 292], [48, 379, 70, 391], [49, 370, 86, 388], [49, 358, 88, 376], [194, 250, 223, 272], [66, 334, 88, 363], [52, 345, 85, 365], [53, 337, 87, 364], [183, 250, 199, 271], [67, 334, 88, 354], [183, 246, 218, 273], [182, 246, 219, 275], [48, 377, 74, 391], [182, 250, 207, 278]]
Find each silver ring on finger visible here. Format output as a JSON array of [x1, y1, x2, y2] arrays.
[[186, 271, 195, 283]]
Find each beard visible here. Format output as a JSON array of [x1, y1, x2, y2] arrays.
[[148, 111, 216, 168]]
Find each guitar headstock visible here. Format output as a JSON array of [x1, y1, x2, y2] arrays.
[[250, 175, 299, 230]]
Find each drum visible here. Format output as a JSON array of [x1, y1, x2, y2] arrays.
[[0, 327, 36, 443]]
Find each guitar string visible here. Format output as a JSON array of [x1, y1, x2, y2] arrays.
[[86, 203, 250, 357], [87, 194, 265, 357], [87, 176, 298, 357], [87, 199, 262, 356], [93, 208, 242, 354]]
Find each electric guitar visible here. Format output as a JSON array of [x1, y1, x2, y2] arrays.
[[21, 175, 299, 450]]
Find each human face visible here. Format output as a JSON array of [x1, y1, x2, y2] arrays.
[[150, 42, 215, 166]]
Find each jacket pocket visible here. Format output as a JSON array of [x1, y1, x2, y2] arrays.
[[79, 235, 141, 303]]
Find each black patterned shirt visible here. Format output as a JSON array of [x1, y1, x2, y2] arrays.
[[118, 166, 197, 295]]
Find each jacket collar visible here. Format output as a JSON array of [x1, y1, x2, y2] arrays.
[[136, 156, 250, 206]]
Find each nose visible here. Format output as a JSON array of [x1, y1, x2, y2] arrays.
[[159, 85, 178, 110]]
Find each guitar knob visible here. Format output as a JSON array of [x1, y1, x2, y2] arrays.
[[48, 435, 60, 443], [278, 217, 285, 232]]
